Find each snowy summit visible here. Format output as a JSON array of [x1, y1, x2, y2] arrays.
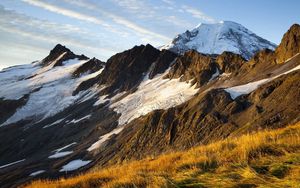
[[162, 21, 277, 59]]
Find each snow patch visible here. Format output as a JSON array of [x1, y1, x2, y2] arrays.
[[220, 72, 232, 77], [68, 115, 91, 124], [93, 95, 109, 106], [225, 78, 269, 99], [43, 118, 65, 128], [0, 159, 25, 169], [48, 151, 73, 159], [87, 127, 124, 151], [29, 170, 45, 176], [59, 159, 91, 172], [49, 142, 77, 158], [53, 142, 77, 153]]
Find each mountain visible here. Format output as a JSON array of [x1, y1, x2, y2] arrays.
[[162, 21, 277, 60], [0, 23, 299, 188]]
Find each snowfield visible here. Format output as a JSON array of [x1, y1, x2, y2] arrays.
[[0, 56, 104, 126], [88, 70, 199, 151], [59, 159, 91, 172], [110, 71, 198, 126], [225, 78, 269, 99]]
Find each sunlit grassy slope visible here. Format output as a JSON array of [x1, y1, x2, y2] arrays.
[[26, 122, 300, 188]]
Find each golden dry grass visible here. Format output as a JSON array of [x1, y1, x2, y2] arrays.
[[25, 121, 300, 188]]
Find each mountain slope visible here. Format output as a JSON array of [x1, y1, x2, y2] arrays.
[[26, 121, 300, 188], [162, 21, 277, 60]]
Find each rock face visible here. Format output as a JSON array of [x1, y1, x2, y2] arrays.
[[74, 45, 178, 96], [0, 95, 29, 125], [0, 23, 300, 188], [216, 51, 246, 73], [97, 44, 161, 94], [165, 50, 246, 87], [275, 24, 300, 64], [165, 50, 216, 86], [73, 57, 105, 77], [42, 44, 88, 66], [148, 50, 177, 79], [162, 21, 277, 60]]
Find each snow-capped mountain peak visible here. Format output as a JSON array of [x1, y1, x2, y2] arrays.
[[162, 21, 277, 59]]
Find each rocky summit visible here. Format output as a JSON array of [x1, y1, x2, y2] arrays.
[[0, 23, 299, 188]]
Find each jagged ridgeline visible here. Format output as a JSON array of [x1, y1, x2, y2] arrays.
[[0, 23, 299, 188]]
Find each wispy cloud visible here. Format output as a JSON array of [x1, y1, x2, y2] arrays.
[[165, 15, 193, 28], [20, 0, 127, 36], [110, 0, 156, 16], [63, 0, 170, 42], [182, 5, 216, 23], [0, 26, 116, 57], [108, 0, 195, 38], [0, 6, 88, 36], [161, 0, 175, 6], [0, 6, 118, 62]]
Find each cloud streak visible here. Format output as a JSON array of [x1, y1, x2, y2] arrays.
[[0, 26, 116, 57], [20, 0, 127, 36], [0, 6, 118, 57], [182, 5, 216, 23], [63, 0, 170, 42]]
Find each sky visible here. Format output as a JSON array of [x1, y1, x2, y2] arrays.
[[0, 0, 299, 69]]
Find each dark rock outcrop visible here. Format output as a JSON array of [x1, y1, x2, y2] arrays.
[[0, 95, 29, 125], [216, 51, 246, 73], [165, 50, 216, 86], [148, 50, 177, 79], [275, 24, 300, 64], [97, 44, 161, 94], [42, 44, 88, 67], [73, 57, 105, 78]]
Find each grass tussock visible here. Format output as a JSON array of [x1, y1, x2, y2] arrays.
[[26, 122, 300, 188]]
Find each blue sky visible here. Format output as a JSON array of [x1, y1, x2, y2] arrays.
[[0, 0, 299, 69]]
